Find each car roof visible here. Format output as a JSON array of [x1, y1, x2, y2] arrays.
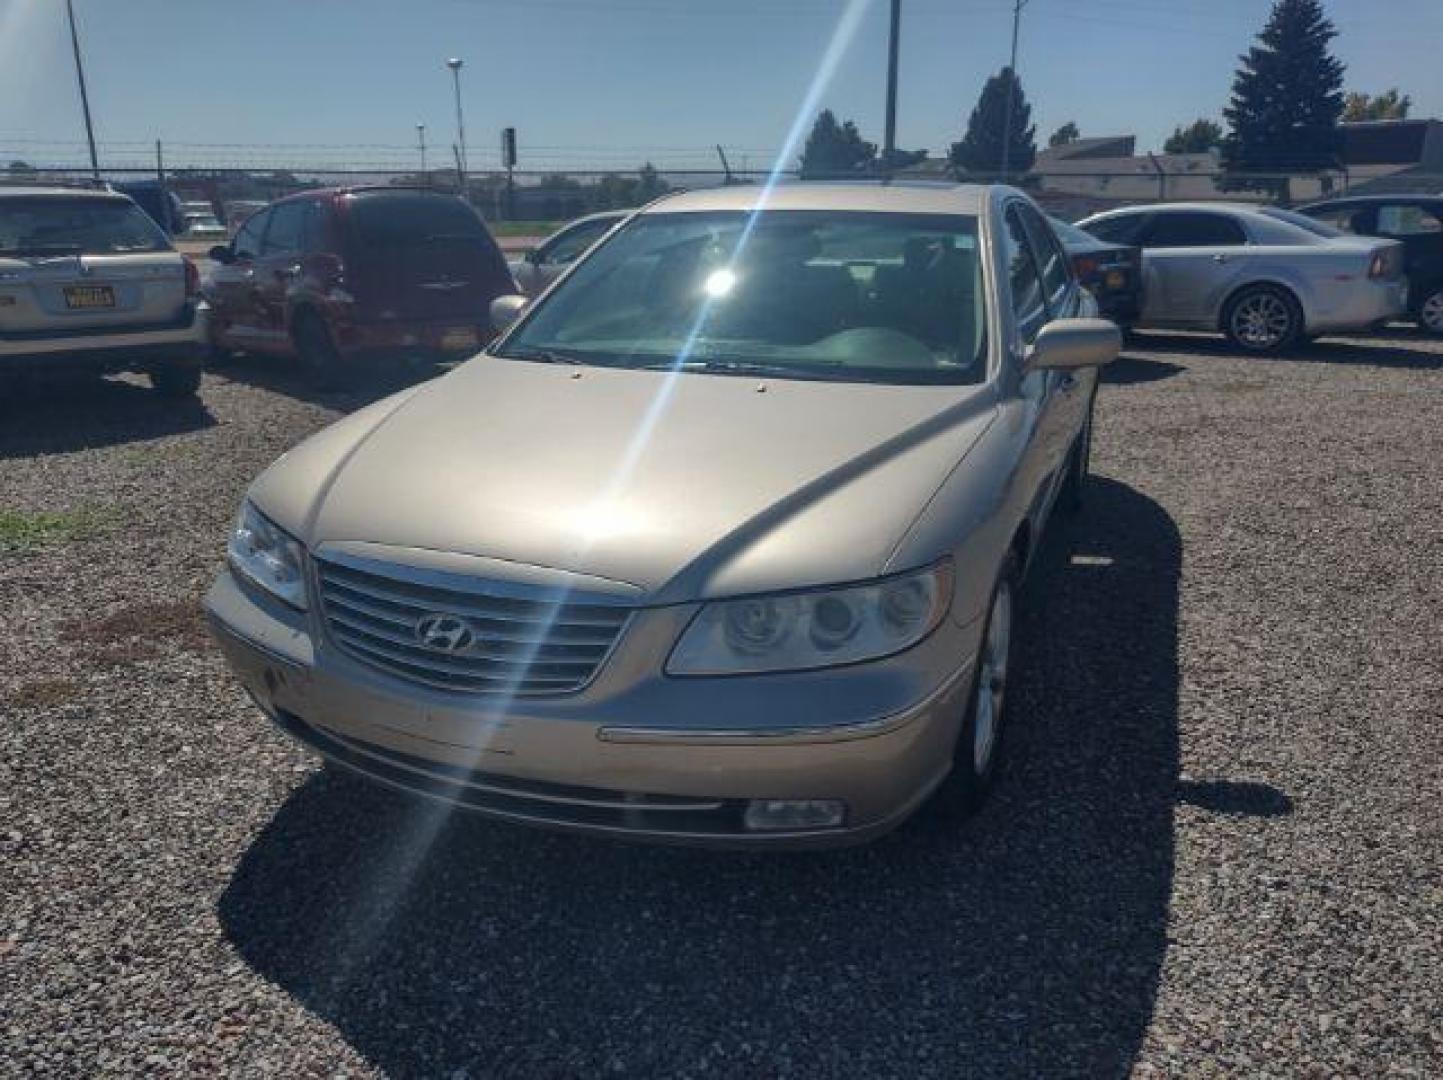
[[1299, 194, 1443, 208], [0, 185, 131, 200], [642, 181, 993, 216]]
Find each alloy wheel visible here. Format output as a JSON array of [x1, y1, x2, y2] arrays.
[[973, 580, 1013, 775], [1421, 290, 1443, 334], [1230, 291, 1294, 350]]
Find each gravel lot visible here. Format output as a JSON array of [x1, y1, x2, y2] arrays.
[[3, 331, 1441, 1077]]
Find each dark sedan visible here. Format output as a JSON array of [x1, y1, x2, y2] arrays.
[[1297, 195, 1443, 335], [1049, 216, 1143, 326]]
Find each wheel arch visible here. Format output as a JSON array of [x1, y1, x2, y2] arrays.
[[1216, 278, 1308, 334]]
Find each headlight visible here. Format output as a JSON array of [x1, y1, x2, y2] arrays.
[[667, 562, 952, 675], [227, 500, 307, 610]]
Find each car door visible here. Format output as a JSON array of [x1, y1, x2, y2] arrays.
[[207, 206, 269, 349], [251, 199, 308, 349], [1373, 202, 1443, 305], [1134, 211, 1251, 326]]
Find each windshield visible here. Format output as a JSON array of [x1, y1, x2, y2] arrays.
[[496, 210, 987, 386], [1258, 206, 1345, 238], [0, 197, 171, 257]]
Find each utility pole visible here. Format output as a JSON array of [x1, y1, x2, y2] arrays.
[[715, 144, 734, 185], [417, 124, 427, 180], [65, 0, 100, 185], [999, 0, 1030, 184], [883, 0, 901, 171], [446, 58, 468, 192]]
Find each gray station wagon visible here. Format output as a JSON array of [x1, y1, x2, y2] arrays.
[[207, 182, 1119, 848]]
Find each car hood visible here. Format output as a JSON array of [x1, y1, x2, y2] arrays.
[[257, 357, 996, 603]]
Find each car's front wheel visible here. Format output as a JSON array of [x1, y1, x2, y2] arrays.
[[1417, 285, 1443, 336], [938, 555, 1019, 817], [1223, 284, 1303, 354]]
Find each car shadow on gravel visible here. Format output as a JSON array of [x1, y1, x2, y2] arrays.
[[1130, 330, 1442, 370], [0, 375, 215, 459], [220, 477, 1184, 1079], [209, 353, 452, 412], [1101, 355, 1186, 385]]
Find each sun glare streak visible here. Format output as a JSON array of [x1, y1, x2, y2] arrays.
[[327, 0, 876, 984]]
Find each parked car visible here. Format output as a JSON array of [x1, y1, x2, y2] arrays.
[[183, 213, 228, 241], [223, 200, 268, 232], [1048, 215, 1143, 326], [204, 186, 515, 385], [206, 182, 1120, 848], [0, 185, 207, 397], [1297, 195, 1443, 334], [1077, 203, 1406, 352], [110, 180, 186, 235], [509, 210, 629, 295]]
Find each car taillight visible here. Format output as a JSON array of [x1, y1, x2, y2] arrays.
[[183, 256, 200, 298], [1367, 249, 1396, 280]]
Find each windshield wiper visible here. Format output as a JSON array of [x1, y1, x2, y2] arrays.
[[499, 346, 592, 366], [638, 357, 839, 381]]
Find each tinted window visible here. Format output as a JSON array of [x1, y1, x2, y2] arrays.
[[348, 192, 492, 248], [1018, 205, 1070, 311], [262, 201, 306, 255], [542, 218, 614, 265], [1308, 206, 1368, 234], [1377, 204, 1442, 237], [1261, 206, 1344, 238], [0, 197, 170, 257], [233, 209, 267, 259], [298, 201, 330, 253], [1001, 206, 1047, 343], [500, 210, 986, 385], [1084, 213, 1149, 246], [1144, 212, 1247, 248]]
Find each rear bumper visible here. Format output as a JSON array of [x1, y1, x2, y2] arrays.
[[335, 316, 492, 361], [1307, 279, 1408, 333], [0, 302, 208, 370]]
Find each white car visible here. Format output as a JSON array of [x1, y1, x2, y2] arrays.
[[1078, 203, 1407, 352], [509, 210, 629, 295], [0, 186, 208, 396], [183, 214, 229, 240]]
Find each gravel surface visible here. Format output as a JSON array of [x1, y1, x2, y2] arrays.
[[3, 333, 1441, 1077]]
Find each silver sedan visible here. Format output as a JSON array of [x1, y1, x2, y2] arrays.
[[206, 182, 1119, 848], [1078, 202, 1406, 352]]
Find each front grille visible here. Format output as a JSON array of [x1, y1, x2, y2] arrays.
[[315, 556, 631, 696]]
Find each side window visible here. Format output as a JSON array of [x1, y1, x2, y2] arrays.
[[298, 201, 330, 253], [1310, 206, 1365, 234], [1002, 206, 1048, 345], [233, 209, 267, 260], [1143, 212, 1247, 249], [1018, 205, 1070, 313], [541, 219, 610, 266], [261, 201, 305, 255], [1085, 213, 1148, 246], [1377, 205, 1442, 237]]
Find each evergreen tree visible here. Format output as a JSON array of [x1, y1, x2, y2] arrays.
[[1221, 0, 1345, 199], [798, 110, 877, 179], [1048, 122, 1079, 149], [949, 67, 1036, 177], [1342, 89, 1411, 122], [1163, 119, 1223, 155]]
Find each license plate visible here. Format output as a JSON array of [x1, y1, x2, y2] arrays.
[[1104, 271, 1125, 290], [439, 327, 479, 351], [64, 285, 116, 310]]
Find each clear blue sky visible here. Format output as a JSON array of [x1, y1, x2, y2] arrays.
[[1, 0, 1440, 172]]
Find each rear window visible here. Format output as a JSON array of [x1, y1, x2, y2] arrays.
[[1260, 206, 1344, 238], [0, 197, 171, 257], [346, 192, 493, 248]]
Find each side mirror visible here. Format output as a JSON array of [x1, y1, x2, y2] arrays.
[[490, 294, 529, 333], [208, 245, 234, 265], [1024, 317, 1120, 372]]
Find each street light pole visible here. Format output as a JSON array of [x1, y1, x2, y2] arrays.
[[882, 0, 900, 172], [416, 123, 427, 179], [64, 0, 100, 185], [446, 58, 467, 193], [999, 0, 1029, 184]]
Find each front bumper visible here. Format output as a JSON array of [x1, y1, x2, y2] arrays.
[[0, 302, 208, 371], [205, 567, 980, 849]]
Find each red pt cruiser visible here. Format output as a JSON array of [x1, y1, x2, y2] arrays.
[[206, 186, 515, 385]]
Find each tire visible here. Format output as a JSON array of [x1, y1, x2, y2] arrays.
[[1059, 390, 1095, 514], [1222, 284, 1303, 354], [292, 313, 347, 389], [937, 554, 1020, 817], [1417, 286, 1443, 336], [149, 361, 202, 399]]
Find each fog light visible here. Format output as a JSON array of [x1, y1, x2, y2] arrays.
[[743, 799, 846, 831]]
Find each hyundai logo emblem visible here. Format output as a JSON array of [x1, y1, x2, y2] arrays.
[[414, 613, 474, 654]]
